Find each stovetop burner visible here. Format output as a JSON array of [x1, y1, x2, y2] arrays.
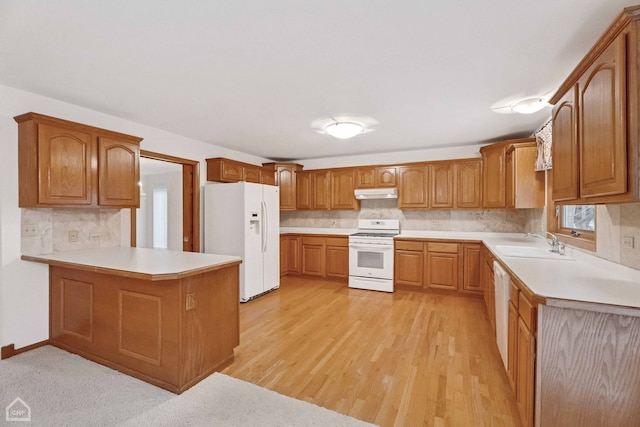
[[350, 232, 399, 238]]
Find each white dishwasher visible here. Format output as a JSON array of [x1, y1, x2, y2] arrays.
[[493, 261, 510, 370]]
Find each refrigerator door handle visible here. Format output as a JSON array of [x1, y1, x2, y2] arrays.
[[261, 200, 268, 253]]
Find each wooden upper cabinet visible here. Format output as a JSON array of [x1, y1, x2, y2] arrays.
[[356, 166, 397, 188], [36, 123, 93, 206], [551, 85, 580, 202], [296, 170, 330, 210], [398, 165, 429, 208], [263, 163, 302, 210], [97, 138, 140, 207], [15, 112, 142, 208], [430, 163, 454, 208], [260, 168, 276, 185], [506, 143, 544, 208], [481, 144, 506, 208], [243, 166, 261, 183], [455, 159, 482, 208], [330, 169, 359, 210], [578, 33, 627, 199]]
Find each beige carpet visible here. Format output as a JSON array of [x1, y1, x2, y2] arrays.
[[0, 346, 375, 426]]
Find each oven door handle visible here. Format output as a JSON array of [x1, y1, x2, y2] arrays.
[[349, 245, 394, 250]]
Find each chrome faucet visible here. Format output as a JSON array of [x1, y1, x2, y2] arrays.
[[525, 232, 564, 254]]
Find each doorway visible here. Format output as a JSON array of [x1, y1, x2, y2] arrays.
[[131, 150, 200, 252]]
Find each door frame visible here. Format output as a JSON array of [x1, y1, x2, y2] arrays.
[[131, 150, 200, 252]]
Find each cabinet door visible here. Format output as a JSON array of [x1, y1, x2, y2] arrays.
[[505, 149, 515, 208], [430, 163, 454, 208], [578, 34, 627, 199], [394, 250, 424, 287], [330, 169, 358, 210], [455, 160, 482, 208], [301, 238, 325, 276], [552, 85, 579, 201], [482, 146, 506, 208], [221, 160, 244, 182], [507, 301, 519, 391], [517, 317, 535, 427], [243, 166, 261, 183], [326, 242, 348, 279], [313, 171, 330, 209], [37, 123, 93, 205], [296, 172, 313, 210], [277, 165, 297, 210], [98, 137, 140, 207], [287, 236, 301, 274], [398, 166, 429, 208], [356, 167, 375, 188], [376, 167, 397, 187], [462, 244, 482, 294], [260, 169, 276, 186], [425, 252, 459, 290], [280, 236, 288, 276]]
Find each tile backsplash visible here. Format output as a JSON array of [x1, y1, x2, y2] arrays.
[[280, 199, 527, 232], [21, 208, 122, 255]]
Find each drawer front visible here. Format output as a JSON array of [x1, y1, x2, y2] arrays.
[[302, 236, 325, 246], [427, 242, 459, 253], [325, 237, 348, 247], [518, 292, 536, 331], [395, 240, 424, 251], [509, 281, 519, 307]]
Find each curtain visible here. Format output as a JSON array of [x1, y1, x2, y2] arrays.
[[535, 119, 552, 171]]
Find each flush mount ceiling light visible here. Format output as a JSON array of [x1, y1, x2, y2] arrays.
[[510, 97, 548, 114], [491, 94, 551, 115], [325, 122, 364, 139], [311, 116, 378, 140]]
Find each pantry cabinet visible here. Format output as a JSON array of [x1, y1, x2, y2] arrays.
[[398, 165, 430, 208], [15, 112, 141, 208], [550, 9, 640, 204]]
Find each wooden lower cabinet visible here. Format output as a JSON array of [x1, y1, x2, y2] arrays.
[[394, 241, 424, 287], [49, 263, 240, 394], [480, 246, 495, 334], [516, 317, 535, 427], [424, 242, 460, 291], [281, 234, 348, 282], [461, 244, 482, 294], [507, 300, 519, 389], [326, 238, 349, 279]]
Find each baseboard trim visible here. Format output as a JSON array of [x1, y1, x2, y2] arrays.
[[1, 340, 49, 360]]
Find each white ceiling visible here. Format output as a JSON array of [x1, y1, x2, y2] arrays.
[[0, 0, 636, 161]]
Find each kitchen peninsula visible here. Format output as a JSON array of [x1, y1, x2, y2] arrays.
[[22, 247, 242, 394]]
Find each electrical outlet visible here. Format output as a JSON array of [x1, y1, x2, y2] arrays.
[[186, 293, 196, 311], [90, 234, 100, 241], [22, 223, 39, 237], [68, 230, 79, 242], [623, 236, 635, 249]]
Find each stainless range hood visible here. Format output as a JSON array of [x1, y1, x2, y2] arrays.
[[354, 188, 398, 200]]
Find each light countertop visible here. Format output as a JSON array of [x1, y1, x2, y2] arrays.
[[280, 227, 640, 310], [22, 247, 242, 281]]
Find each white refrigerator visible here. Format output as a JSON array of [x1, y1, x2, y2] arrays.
[[204, 182, 280, 302]]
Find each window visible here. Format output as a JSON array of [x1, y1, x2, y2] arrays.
[[560, 205, 595, 233], [152, 187, 168, 249], [546, 171, 596, 251]]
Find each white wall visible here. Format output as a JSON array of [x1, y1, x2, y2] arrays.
[[0, 84, 272, 349], [295, 144, 484, 170]]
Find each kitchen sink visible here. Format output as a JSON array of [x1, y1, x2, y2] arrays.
[[496, 245, 575, 260]]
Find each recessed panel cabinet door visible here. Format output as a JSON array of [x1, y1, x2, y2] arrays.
[[98, 137, 140, 207], [398, 166, 429, 208], [455, 160, 482, 208], [330, 169, 359, 210], [578, 34, 627, 199], [430, 163, 454, 208], [37, 124, 93, 205], [551, 85, 579, 201], [482, 146, 506, 208]]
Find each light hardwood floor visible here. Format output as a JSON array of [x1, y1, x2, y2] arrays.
[[222, 276, 521, 427]]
